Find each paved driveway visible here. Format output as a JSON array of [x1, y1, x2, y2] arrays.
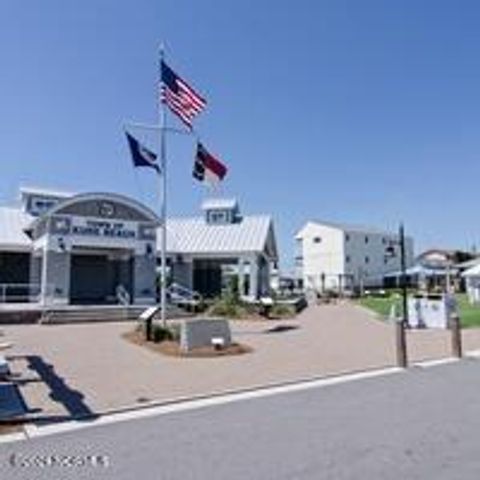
[[2, 303, 480, 422]]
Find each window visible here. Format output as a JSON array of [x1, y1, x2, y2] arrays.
[[208, 210, 228, 224], [346, 255, 351, 263], [365, 256, 370, 264], [313, 237, 322, 244], [345, 234, 350, 242], [365, 236, 369, 244]]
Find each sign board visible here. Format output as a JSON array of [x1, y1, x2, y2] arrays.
[[139, 306, 160, 321]]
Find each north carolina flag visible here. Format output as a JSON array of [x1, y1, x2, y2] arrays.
[[193, 142, 227, 184]]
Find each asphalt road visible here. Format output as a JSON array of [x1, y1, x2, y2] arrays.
[[1, 360, 480, 479]]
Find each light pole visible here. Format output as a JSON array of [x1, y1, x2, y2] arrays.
[[399, 223, 409, 328], [385, 223, 409, 367], [385, 224, 409, 327]]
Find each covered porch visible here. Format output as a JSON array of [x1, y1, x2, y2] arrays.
[[169, 253, 272, 300]]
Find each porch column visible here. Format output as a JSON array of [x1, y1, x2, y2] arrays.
[[238, 258, 245, 297], [40, 245, 49, 305], [258, 256, 270, 296], [249, 256, 259, 299]]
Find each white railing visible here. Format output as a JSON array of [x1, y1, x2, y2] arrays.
[[167, 283, 202, 307], [116, 284, 131, 306], [0, 283, 55, 304]]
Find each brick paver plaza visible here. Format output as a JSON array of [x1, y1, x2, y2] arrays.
[[3, 303, 480, 423]]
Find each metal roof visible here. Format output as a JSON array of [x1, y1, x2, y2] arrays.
[[462, 263, 480, 277], [201, 198, 238, 211], [0, 204, 278, 259], [0, 207, 33, 251], [454, 257, 480, 270], [19, 186, 74, 199], [160, 215, 277, 258], [384, 265, 455, 277]]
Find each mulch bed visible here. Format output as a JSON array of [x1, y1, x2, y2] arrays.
[[123, 330, 252, 358]]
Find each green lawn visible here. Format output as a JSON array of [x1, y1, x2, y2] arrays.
[[456, 294, 480, 328], [358, 293, 480, 328], [358, 296, 400, 318]]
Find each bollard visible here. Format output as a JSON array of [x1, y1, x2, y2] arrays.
[[450, 314, 462, 358], [395, 319, 408, 368]]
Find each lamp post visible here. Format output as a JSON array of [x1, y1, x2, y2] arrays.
[[399, 223, 409, 328], [385, 223, 409, 367]]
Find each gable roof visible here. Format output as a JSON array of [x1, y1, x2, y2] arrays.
[[462, 263, 480, 277], [295, 220, 412, 240], [296, 220, 396, 237], [0, 207, 33, 251], [160, 215, 277, 259]]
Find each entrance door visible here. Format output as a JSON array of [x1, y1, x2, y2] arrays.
[[70, 253, 133, 305], [193, 260, 222, 298], [70, 255, 110, 304]]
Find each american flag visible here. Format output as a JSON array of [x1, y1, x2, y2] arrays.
[[160, 60, 207, 128]]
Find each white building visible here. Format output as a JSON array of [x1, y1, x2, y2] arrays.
[[295, 220, 414, 292], [165, 198, 278, 300], [0, 189, 277, 305], [462, 263, 480, 304]]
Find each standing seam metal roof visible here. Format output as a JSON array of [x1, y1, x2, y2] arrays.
[[0, 206, 278, 258], [0, 207, 33, 249], [161, 215, 276, 256]]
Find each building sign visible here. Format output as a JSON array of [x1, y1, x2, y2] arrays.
[[51, 216, 137, 240], [71, 220, 136, 239]]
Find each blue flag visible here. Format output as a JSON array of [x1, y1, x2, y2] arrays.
[[125, 131, 160, 173]]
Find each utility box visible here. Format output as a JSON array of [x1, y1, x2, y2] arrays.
[[407, 294, 453, 329]]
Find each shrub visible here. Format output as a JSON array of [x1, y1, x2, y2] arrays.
[[223, 275, 240, 304], [269, 303, 296, 319], [152, 325, 176, 343], [208, 297, 248, 318]]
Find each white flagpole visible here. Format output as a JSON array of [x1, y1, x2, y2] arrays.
[[159, 45, 168, 328]]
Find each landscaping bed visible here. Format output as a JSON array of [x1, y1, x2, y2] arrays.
[[123, 329, 252, 358]]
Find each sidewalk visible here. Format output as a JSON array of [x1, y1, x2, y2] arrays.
[[2, 303, 480, 423]]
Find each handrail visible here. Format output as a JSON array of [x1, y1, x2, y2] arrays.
[[167, 282, 202, 304], [0, 283, 55, 303], [116, 284, 131, 306]]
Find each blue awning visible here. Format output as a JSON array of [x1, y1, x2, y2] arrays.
[[384, 265, 457, 278]]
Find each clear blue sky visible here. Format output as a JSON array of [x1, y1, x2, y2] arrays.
[[1, 0, 480, 270]]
